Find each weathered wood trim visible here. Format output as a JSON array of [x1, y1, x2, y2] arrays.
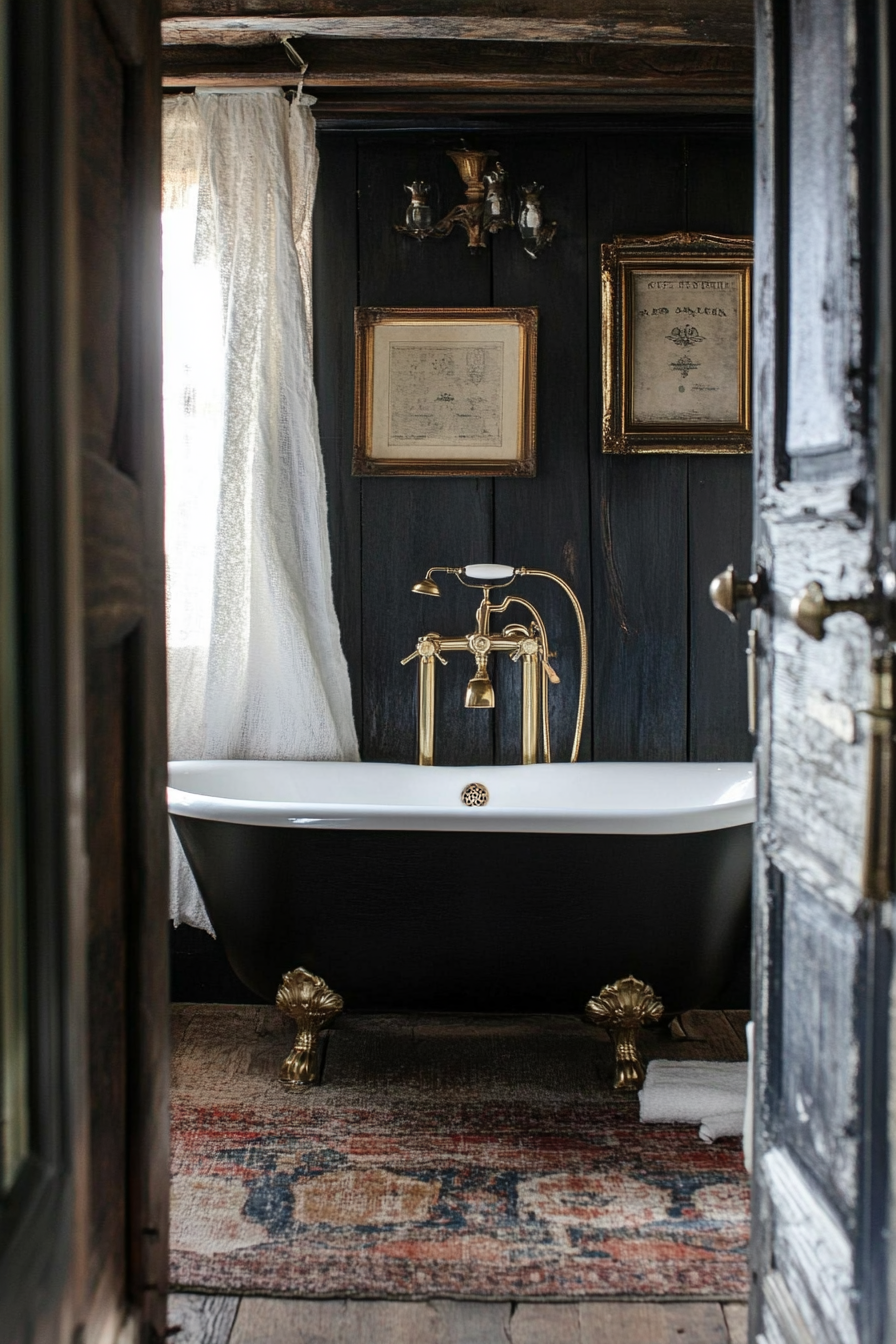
[[160, 2, 755, 48]]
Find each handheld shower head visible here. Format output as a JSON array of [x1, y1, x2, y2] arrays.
[[412, 566, 462, 597], [413, 564, 515, 597]]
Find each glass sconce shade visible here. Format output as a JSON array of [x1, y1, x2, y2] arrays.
[[483, 163, 512, 227], [517, 182, 557, 258], [517, 183, 544, 243], [404, 180, 433, 232]]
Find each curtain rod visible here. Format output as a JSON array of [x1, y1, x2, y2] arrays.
[[166, 87, 294, 94], [162, 38, 308, 97], [162, 86, 316, 105], [162, 90, 290, 99]]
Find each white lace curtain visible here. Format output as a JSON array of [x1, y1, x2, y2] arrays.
[[163, 91, 359, 932]]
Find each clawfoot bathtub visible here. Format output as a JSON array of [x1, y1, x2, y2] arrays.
[[169, 760, 753, 1050]]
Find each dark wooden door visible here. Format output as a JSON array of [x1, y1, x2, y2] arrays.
[[749, 1, 892, 1340], [0, 0, 168, 1341], [78, 1, 169, 1337]]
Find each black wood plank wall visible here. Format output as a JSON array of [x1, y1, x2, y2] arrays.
[[314, 124, 753, 767]]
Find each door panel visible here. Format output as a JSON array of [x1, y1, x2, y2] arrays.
[[785, 0, 858, 462], [763, 1148, 858, 1344], [751, 1, 889, 1341], [779, 888, 860, 1213]]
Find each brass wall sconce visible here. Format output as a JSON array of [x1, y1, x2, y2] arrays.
[[395, 146, 557, 259]]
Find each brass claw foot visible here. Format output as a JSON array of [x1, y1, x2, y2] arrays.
[[585, 975, 664, 1091], [276, 967, 343, 1087]]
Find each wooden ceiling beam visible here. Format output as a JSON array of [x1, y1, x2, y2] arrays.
[[161, 2, 754, 48], [301, 92, 753, 118], [161, 38, 753, 97]]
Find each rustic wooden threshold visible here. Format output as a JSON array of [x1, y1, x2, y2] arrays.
[[169, 1293, 748, 1343]]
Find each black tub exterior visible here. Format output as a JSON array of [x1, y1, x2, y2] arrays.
[[172, 817, 752, 1013]]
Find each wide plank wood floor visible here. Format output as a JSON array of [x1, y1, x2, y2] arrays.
[[168, 1295, 748, 1344]]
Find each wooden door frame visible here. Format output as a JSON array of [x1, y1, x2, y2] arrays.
[[0, 0, 169, 1339], [0, 0, 90, 1336], [112, 2, 170, 1333]]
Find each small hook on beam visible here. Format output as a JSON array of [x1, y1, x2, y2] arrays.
[[280, 37, 308, 75]]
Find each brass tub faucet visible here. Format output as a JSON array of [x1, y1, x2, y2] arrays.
[[402, 564, 588, 766]]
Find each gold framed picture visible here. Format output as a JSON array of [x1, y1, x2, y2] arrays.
[[601, 232, 753, 454], [352, 306, 538, 477]]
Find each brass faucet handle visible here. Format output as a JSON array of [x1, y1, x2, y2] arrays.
[[400, 636, 448, 666], [541, 653, 561, 685], [509, 635, 538, 664]]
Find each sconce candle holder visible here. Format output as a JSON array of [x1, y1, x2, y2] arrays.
[[395, 146, 556, 259], [518, 183, 558, 259]]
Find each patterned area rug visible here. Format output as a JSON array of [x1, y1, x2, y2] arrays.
[[170, 1006, 749, 1299]]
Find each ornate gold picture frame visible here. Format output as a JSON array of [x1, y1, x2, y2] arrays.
[[353, 306, 537, 477], [601, 232, 753, 455]]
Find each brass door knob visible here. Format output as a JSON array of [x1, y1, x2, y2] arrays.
[[790, 581, 882, 641], [710, 565, 764, 623]]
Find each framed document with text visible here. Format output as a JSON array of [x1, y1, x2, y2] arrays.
[[601, 232, 752, 454], [352, 307, 538, 477]]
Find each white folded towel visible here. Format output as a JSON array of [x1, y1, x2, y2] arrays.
[[743, 1021, 755, 1171], [639, 1060, 749, 1144], [699, 1109, 746, 1143]]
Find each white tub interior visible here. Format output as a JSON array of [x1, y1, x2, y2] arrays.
[[168, 760, 755, 835]]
